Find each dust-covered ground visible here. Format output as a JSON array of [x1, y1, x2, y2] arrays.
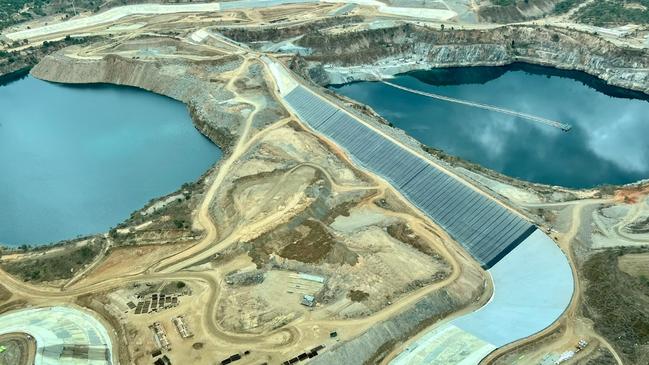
[[204, 113, 454, 333]]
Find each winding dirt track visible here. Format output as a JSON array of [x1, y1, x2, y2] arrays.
[[554, 201, 623, 365]]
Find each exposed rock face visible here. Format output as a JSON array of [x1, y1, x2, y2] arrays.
[[30, 50, 243, 152], [297, 24, 649, 94]]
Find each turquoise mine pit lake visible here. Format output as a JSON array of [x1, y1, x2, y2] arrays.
[[0, 76, 222, 247], [330, 63, 649, 189]]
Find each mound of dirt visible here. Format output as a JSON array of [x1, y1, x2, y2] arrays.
[[387, 223, 439, 256]]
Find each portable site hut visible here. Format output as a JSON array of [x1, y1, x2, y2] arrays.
[[301, 295, 316, 307]]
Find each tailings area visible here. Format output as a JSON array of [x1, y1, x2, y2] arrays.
[[0, 333, 35, 365]]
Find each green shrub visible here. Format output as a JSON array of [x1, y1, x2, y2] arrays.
[[575, 0, 649, 25], [553, 0, 585, 14]]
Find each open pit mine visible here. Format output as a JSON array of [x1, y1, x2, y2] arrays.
[[1, 1, 649, 365]]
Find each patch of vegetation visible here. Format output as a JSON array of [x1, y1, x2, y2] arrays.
[[348, 289, 369, 302], [575, 0, 649, 25], [1, 36, 94, 84], [1, 0, 46, 30], [582, 248, 649, 364], [1, 0, 85, 30], [491, 0, 516, 5], [0, 66, 30, 85], [159, 280, 191, 295], [279, 220, 338, 263], [108, 179, 206, 246], [576, 347, 617, 365], [553, 0, 585, 14], [479, 0, 563, 22], [118, 182, 196, 228], [248, 217, 359, 267], [1, 242, 102, 283], [639, 274, 649, 287], [0, 0, 140, 31], [245, 182, 361, 268]]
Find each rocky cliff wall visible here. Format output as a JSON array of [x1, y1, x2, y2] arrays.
[[296, 24, 649, 95]]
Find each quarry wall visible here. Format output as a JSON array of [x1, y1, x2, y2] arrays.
[[295, 24, 649, 95]]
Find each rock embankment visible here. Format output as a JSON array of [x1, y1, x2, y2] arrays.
[[295, 24, 649, 95], [310, 264, 485, 365], [30, 50, 243, 152]]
